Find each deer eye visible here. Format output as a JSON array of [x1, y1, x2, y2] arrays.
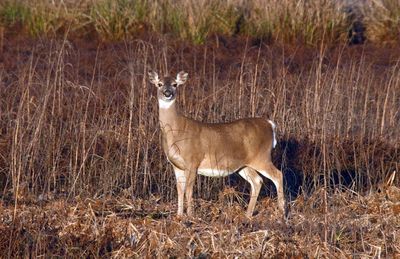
[[172, 83, 177, 87], [157, 82, 163, 87]]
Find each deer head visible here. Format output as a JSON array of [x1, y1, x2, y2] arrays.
[[148, 71, 188, 108]]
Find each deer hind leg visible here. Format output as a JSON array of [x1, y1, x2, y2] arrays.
[[252, 162, 285, 214], [239, 167, 263, 218], [173, 166, 186, 216]]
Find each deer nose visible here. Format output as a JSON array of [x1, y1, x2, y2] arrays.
[[164, 90, 173, 97]]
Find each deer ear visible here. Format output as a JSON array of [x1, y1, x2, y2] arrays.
[[148, 71, 160, 85], [176, 71, 188, 86]]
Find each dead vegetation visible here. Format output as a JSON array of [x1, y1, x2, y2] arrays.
[[1, 184, 399, 257], [0, 28, 399, 257]]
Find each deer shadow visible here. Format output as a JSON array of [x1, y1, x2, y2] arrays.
[[227, 137, 358, 203], [276, 138, 357, 201]]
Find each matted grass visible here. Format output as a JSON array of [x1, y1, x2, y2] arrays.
[[1, 186, 399, 257]]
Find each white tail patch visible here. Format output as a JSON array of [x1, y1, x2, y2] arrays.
[[268, 120, 277, 148]]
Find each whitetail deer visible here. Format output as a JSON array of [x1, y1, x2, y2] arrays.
[[149, 71, 285, 217]]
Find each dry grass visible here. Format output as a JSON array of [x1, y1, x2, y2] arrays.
[[0, 0, 399, 45], [2, 37, 398, 198], [362, 0, 400, 45], [1, 187, 399, 257]]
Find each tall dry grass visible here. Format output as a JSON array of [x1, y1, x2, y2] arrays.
[[0, 0, 399, 45], [0, 37, 398, 206]]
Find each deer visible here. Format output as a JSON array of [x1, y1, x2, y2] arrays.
[[148, 70, 285, 218]]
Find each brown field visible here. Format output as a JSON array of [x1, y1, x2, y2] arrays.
[[0, 22, 399, 257], [1, 189, 399, 258]]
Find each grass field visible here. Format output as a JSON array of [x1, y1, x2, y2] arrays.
[[0, 0, 400, 258], [0, 0, 399, 45]]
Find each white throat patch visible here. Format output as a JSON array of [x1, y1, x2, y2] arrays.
[[158, 99, 175, 109]]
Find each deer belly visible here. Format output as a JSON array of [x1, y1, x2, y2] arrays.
[[197, 168, 234, 177]]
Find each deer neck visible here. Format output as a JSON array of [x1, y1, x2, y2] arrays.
[[158, 100, 182, 132]]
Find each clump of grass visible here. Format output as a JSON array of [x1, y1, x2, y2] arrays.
[[241, 0, 348, 45], [149, 1, 243, 44], [0, 1, 29, 26], [362, 0, 400, 45], [25, 3, 64, 36], [87, 0, 149, 41], [0, 0, 83, 36]]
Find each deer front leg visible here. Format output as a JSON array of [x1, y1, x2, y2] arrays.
[[184, 168, 197, 216], [174, 167, 186, 216]]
